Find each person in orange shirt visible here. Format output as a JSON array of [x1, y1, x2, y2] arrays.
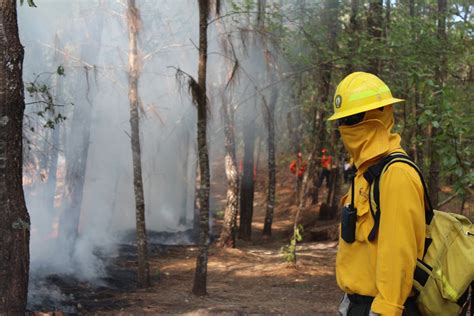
[[318, 148, 333, 188], [289, 152, 306, 179], [289, 152, 306, 197]]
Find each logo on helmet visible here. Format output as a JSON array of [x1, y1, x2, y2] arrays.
[[335, 95, 342, 108]]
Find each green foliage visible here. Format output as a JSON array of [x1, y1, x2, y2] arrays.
[[25, 67, 68, 129], [56, 65, 65, 76], [264, 0, 473, 205], [227, 0, 472, 206], [20, 0, 37, 7], [281, 224, 304, 264]]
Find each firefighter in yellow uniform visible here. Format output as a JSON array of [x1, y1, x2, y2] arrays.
[[329, 72, 425, 316]]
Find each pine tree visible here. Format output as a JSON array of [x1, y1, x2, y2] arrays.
[[0, 0, 30, 313], [127, 0, 150, 288]]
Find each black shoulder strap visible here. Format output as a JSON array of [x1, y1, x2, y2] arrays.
[[363, 153, 434, 242]]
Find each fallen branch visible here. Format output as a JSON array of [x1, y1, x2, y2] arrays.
[[437, 184, 472, 208]]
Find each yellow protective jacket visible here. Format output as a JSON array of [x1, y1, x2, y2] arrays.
[[336, 106, 426, 316]]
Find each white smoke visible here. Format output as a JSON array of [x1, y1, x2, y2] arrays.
[[18, 0, 291, 311]]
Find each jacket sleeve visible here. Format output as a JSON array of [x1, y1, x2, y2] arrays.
[[370, 164, 425, 316]]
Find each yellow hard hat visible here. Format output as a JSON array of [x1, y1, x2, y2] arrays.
[[328, 72, 404, 121]]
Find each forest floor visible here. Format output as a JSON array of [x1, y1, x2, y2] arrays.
[[108, 167, 342, 315], [31, 164, 343, 315], [31, 161, 472, 315]]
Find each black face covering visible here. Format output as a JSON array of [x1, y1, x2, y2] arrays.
[[337, 112, 366, 127], [337, 108, 385, 127]]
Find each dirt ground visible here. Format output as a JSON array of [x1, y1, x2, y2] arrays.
[[32, 162, 472, 315], [86, 168, 342, 315], [98, 241, 339, 315]]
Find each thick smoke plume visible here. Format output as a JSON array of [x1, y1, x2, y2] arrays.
[[18, 0, 291, 310]]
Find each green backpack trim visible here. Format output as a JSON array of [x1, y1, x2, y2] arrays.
[[363, 153, 473, 315]]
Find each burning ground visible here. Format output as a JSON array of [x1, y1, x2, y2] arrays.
[[27, 167, 342, 315]]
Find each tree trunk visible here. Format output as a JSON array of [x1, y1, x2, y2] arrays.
[[263, 86, 278, 237], [215, 17, 240, 248], [179, 130, 191, 226], [293, 77, 304, 200], [127, 0, 150, 288], [217, 93, 239, 247], [256, 0, 266, 29], [193, 160, 201, 241], [406, 0, 424, 168], [346, 0, 359, 74], [0, 1, 30, 313], [325, 129, 338, 208], [428, 0, 447, 207], [287, 107, 302, 156], [238, 125, 256, 241], [59, 12, 104, 247], [384, 0, 391, 40], [310, 107, 325, 205], [409, 0, 415, 17], [312, 0, 338, 208], [59, 90, 91, 245], [413, 3, 424, 166], [192, 0, 211, 296], [291, 0, 305, 208], [414, 86, 424, 167], [367, 0, 383, 75], [255, 134, 262, 179], [328, 130, 343, 213]]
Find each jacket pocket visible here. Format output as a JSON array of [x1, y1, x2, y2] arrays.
[[355, 194, 372, 242]]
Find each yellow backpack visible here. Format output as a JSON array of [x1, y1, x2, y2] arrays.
[[363, 153, 474, 315]]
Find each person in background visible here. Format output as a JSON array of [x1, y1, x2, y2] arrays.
[[289, 152, 306, 178], [318, 148, 333, 188], [289, 152, 306, 198]]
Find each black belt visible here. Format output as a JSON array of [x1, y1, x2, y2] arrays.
[[348, 294, 417, 305], [348, 294, 374, 305]]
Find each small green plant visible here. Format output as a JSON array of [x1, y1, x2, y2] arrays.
[[215, 208, 225, 220], [281, 224, 304, 264]]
